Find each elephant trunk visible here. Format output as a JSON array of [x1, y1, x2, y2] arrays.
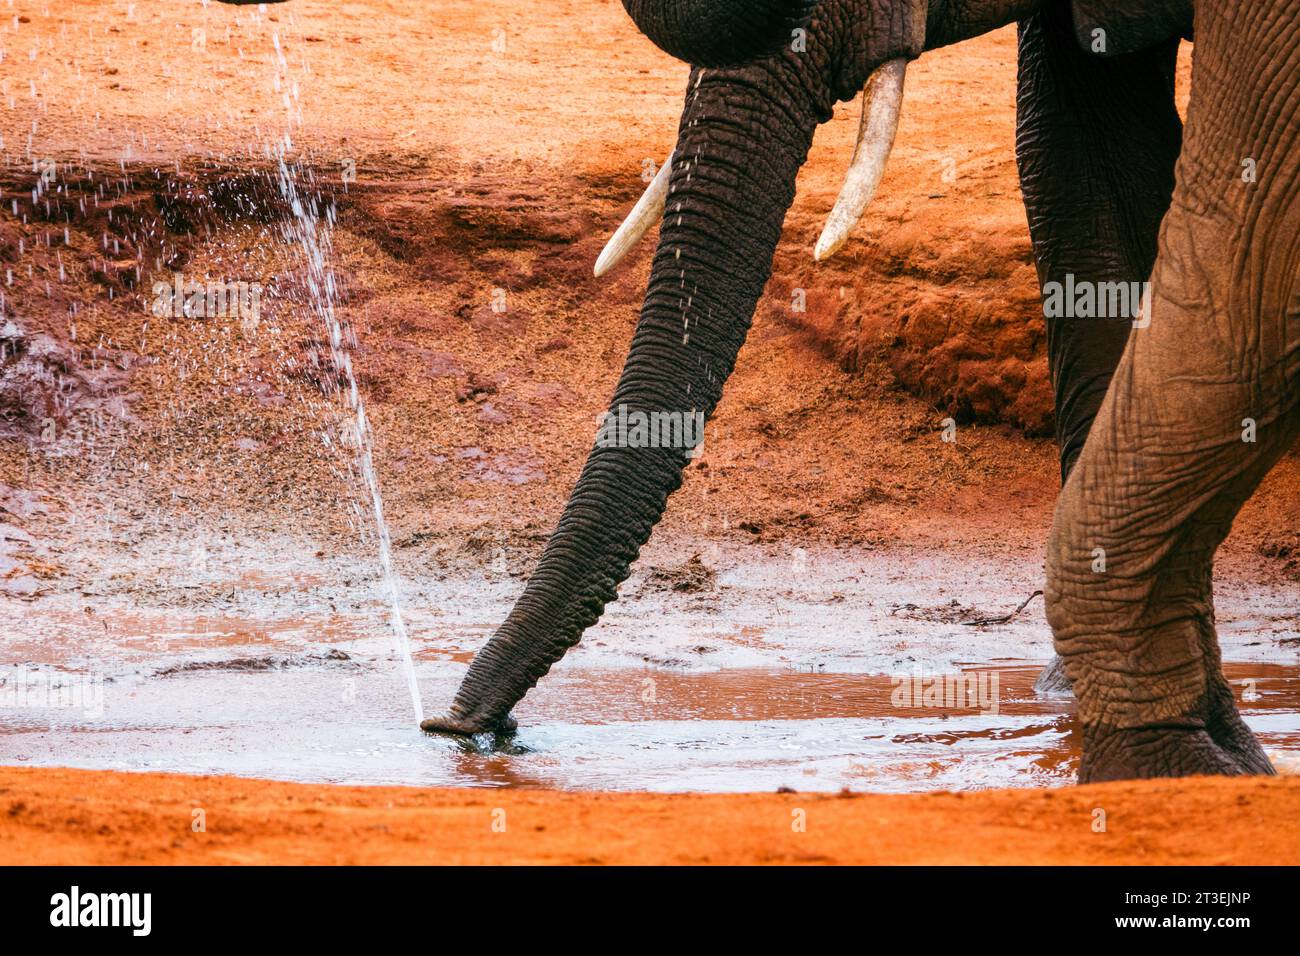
[[621, 0, 815, 66], [427, 63, 824, 734]]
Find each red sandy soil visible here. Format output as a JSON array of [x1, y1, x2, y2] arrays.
[[0, 1, 1297, 865], [1, 766, 1297, 865]]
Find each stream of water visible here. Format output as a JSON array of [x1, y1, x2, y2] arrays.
[[263, 25, 423, 723], [270, 157, 423, 723]]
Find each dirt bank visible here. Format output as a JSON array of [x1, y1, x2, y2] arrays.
[[1, 766, 1296, 865]]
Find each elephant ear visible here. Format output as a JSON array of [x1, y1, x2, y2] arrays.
[[1070, 0, 1193, 56]]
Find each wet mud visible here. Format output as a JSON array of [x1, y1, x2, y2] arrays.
[[4, 543, 1297, 792]]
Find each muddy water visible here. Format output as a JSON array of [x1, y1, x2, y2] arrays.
[[2, 545, 1298, 792]]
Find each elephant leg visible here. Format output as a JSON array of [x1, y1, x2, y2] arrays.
[[1045, 0, 1300, 782], [1015, 0, 1183, 695]]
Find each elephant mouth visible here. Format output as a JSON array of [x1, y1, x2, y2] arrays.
[[600, 0, 941, 274], [594, 55, 913, 278]]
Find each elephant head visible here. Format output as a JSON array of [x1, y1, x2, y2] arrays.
[[423, 0, 1053, 737]]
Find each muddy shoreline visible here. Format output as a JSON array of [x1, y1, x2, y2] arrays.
[[4, 537, 1297, 793]]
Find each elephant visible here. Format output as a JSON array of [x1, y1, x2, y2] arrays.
[[423, 0, 1299, 783]]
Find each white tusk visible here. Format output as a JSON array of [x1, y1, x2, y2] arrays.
[[594, 151, 675, 278], [814, 58, 909, 263]]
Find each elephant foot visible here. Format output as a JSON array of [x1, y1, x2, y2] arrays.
[[420, 710, 518, 738], [1080, 686, 1275, 782], [1032, 655, 1074, 697], [1081, 725, 1275, 782]]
